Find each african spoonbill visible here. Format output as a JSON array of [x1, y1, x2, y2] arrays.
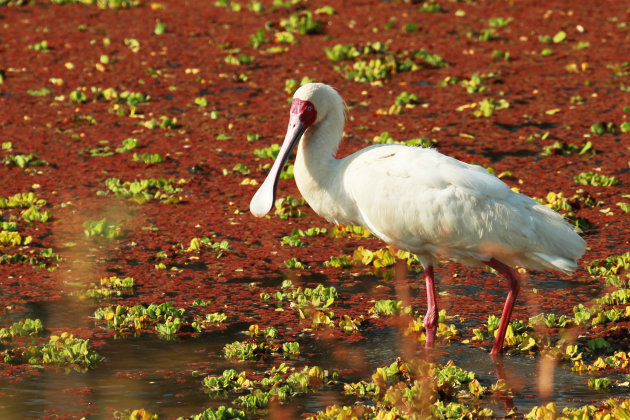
[[250, 83, 586, 356]]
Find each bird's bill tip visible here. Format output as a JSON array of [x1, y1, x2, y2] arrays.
[[249, 185, 273, 217]]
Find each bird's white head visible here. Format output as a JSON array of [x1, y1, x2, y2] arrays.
[[249, 83, 342, 217], [292, 83, 344, 126]]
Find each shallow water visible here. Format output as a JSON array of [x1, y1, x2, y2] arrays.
[[0, 292, 623, 419]]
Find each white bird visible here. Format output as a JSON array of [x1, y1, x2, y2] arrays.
[[250, 83, 586, 356]]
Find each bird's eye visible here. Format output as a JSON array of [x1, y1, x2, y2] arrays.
[[307, 106, 313, 111]]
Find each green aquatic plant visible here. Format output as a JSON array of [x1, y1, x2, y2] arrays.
[[73, 276, 135, 301], [352, 246, 419, 268], [194, 96, 208, 107], [414, 48, 448, 67], [223, 338, 299, 361], [28, 40, 50, 52], [337, 358, 491, 419], [587, 252, 630, 277], [20, 205, 51, 223], [0, 192, 46, 209], [526, 398, 630, 419], [574, 171, 618, 187], [324, 42, 386, 63], [280, 11, 321, 35], [529, 313, 569, 328], [260, 279, 337, 309], [588, 377, 612, 391], [3, 332, 101, 370], [274, 195, 307, 219], [473, 97, 510, 117], [3, 153, 46, 168], [51, 0, 139, 8], [100, 276, 134, 289], [40, 333, 102, 368], [590, 122, 616, 135], [460, 72, 497, 94], [418, 0, 442, 13], [0, 248, 62, 269], [140, 115, 178, 129], [472, 316, 537, 353], [226, 162, 250, 175], [115, 408, 159, 420], [371, 131, 436, 147], [204, 363, 336, 411], [115, 138, 138, 153], [98, 177, 185, 204], [282, 341, 300, 356], [541, 140, 594, 156], [323, 255, 353, 268], [246, 324, 278, 339], [596, 288, 630, 306], [467, 28, 495, 42], [281, 226, 327, 246], [132, 152, 164, 164], [325, 42, 445, 82], [369, 299, 412, 316], [69, 89, 87, 104], [488, 17, 512, 27], [573, 350, 629, 374], [27, 87, 51, 96], [329, 224, 372, 238], [248, 28, 268, 49], [254, 143, 280, 159], [83, 218, 123, 239], [225, 53, 254, 66], [186, 237, 230, 254], [395, 89, 420, 105], [94, 303, 186, 334], [0, 318, 43, 341], [181, 405, 246, 420], [0, 230, 31, 246], [155, 318, 181, 337], [200, 312, 228, 325], [405, 312, 459, 345], [154, 19, 166, 35]]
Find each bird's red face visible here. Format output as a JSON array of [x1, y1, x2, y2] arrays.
[[249, 97, 318, 217], [290, 98, 317, 128]]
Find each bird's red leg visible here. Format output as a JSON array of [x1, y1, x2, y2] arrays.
[[486, 258, 521, 356], [423, 265, 438, 348]]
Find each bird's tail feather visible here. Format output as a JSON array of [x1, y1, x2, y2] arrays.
[[525, 204, 586, 274], [532, 252, 578, 275]]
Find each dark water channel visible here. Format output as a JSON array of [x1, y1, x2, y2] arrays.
[[0, 274, 618, 419]]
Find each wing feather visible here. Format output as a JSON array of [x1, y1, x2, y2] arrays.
[[342, 145, 585, 271]]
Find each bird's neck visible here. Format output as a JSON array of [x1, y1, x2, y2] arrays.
[[297, 109, 343, 168], [294, 109, 351, 224]]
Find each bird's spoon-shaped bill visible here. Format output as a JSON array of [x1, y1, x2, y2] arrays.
[[249, 117, 305, 217]]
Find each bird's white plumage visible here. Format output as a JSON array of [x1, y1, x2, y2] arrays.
[[289, 83, 585, 274]]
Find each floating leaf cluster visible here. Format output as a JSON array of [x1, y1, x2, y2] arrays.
[[94, 303, 227, 337], [203, 363, 336, 413], [2, 330, 101, 371], [98, 177, 185, 204]]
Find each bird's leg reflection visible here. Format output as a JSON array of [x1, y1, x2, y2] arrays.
[[393, 257, 417, 361], [491, 355, 516, 411]]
